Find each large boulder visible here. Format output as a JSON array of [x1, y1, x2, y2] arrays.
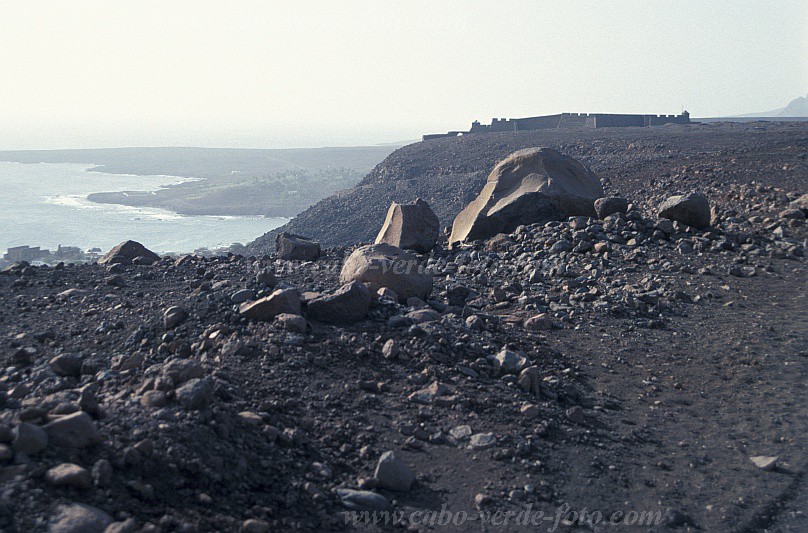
[[340, 244, 432, 303], [449, 148, 603, 247], [306, 281, 372, 324], [276, 233, 321, 261], [98, 240, 160, 265], [239, 288, 301, 321], [657, 192, 711, 228], [374, 198, 440, 253]]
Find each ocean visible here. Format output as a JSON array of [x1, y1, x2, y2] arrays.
[[0, 162, 286, 255]]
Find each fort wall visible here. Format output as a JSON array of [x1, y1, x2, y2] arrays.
[[423, 111, 690, 140]]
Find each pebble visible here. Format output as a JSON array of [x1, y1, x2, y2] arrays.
[[749, 455, 778, 471]]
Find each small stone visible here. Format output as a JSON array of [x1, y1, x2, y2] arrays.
[[49, 353, 83, 377], [377, 287, 398, 302], [306, 281, 371, 324], [242, 519, 271, 533], [92, 459, 113, 487], [176, 378, 215, 410], [49, 503, 113, 533], [474, 493, 493, 509], [469, 432, 496, 449], [381, 339, 398, 359], [449, 425, 472, 440], [491, 347, 528, 375], [566, 406, 585, 424], [45, 463, 92, 489], [0, 443, 13, 461], [239, 288, 301, 321], [230, 289, 255, 304], [336, 489, 392, 511], [520, 404, 540, 418], [524, 314, 552, 331], [276, 233, 321, 261], [12, 422, 48, 454], [163, 306, 187, 329], [405, 308, 441, 323], [104, 518, 138, 533], [750, 455, 778, 471], [43, 411, 101, 448], [276, 313, 308, 333], [373, 450, 415, 492]]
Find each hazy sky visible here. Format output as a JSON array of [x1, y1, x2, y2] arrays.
[[1, 0, 806, 149]]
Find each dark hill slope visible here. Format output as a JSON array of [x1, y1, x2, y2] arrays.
[[247, 122, 808, 251]]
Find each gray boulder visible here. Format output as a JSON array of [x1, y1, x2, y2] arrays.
[[340, 243, 432, 303], [98, 240, 160, 265], [657, 192, 711, 228], [594, 196, 629, 218], [276, 233, 321, 261], [449, 148, 603, 247], [239, 288, 301, 321], [306, 281, 371, 324], [374, 198, 440, 253]]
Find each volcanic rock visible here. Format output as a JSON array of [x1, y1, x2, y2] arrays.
[[594, 196, 629, 218], [43, 411, 100, 448], [658, 192, 711, 228], [239, 288, 301, 320], [49, 503, 113, 533], [340, 243, 432, 303], [276, 233, 321, 261], [374, 198, 440, 253], [99, 240, 160, 265], [176, 377, 215, 410], [790, 193, 808, 212], [163, 306, 187, 329], [449, 147, 603, 246], [336, 489, 392, 511], [45, 463, 92, 489], [306, 281, 371, 324], [373, 451, 415, 492], [12, 422, 48, 454], [49, 353, 83, 377]]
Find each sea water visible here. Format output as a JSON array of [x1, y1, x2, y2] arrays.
[[0, 162, 286, 254]]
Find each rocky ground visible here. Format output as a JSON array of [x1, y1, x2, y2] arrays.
[[1, 124, 807, 532]]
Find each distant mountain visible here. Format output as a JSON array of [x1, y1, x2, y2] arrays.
[[779, 94, 808, 116], [738, 94, 808, 117]]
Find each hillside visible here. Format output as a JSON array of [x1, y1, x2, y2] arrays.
[[248, 121, 808, 251]]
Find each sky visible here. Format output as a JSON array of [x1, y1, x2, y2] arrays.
[[0, 0, 806, 149]]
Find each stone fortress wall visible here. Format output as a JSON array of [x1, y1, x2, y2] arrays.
[[423, 111, 690, 141]]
